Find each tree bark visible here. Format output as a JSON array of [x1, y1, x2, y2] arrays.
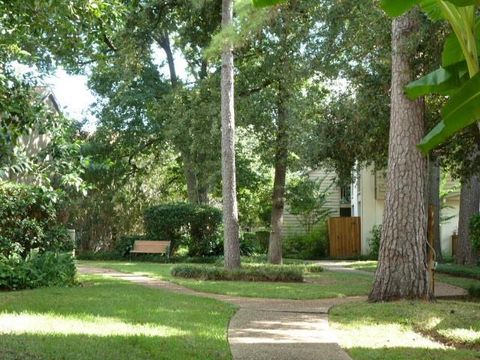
[[221, 0, 241, 270], [268, 86, 288, 265], [456, 175, 479, 265], [369, 11, 432, 302], [428, 157, 442, 262]]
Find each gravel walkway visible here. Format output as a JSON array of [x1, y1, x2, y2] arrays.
[[78, 265, 355, 360]]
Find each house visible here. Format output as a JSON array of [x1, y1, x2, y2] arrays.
[[282, 168, 351, 236], [283, 165, 460, 257], [6, 88, 61, 182], [352, 165, 459, 256]]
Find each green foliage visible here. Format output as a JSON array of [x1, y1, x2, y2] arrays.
[[144, 203, 222, 257], [469, 284, 480, 298], [115, 235, 145, 257], [0, 181, 72, 258], [283, 223, 328, 260], [469, 213, 480, 251], [437, 263, 480, 279], [381, 0, 480, 152], [0, 251, 76, 290], [368, 225, 383, 259], [171, 264, 304, 282], [286, 175, 332, 232]]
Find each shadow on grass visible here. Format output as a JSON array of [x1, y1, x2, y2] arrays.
[[0, 276, 234, 360]]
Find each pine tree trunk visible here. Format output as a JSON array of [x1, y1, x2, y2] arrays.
[[456, 175, 479, 265], [369, 11, 432, 302], [428, 157, 442, 262], [221, 0, 240, 270], [181, 152, 200, 204], [268, 92, 288, 265]]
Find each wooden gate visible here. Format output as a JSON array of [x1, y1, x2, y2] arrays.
[[328, 217, 361, 257]]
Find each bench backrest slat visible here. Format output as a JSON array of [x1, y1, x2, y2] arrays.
[[133, 240, 170, 253]]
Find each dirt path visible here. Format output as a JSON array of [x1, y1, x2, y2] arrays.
[[78, 265, 355, 360]]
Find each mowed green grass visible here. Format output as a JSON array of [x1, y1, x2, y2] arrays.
[[347, 260, 480, 290], [330, 300, 480, 360], [0, 275, 235, 360], [78, 261, 373, 300]]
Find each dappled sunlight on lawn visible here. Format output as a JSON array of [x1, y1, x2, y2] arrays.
[[438, 327, 480, 344], [0, 312, 187, 337], [332, 323, 448, 349]]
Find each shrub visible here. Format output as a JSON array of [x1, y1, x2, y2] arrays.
[[368, 225, 382, 259], [0, 251, 76, 290], [144, 203, 222, 257], [469, 284, 480, 298], [469, 214, 480, 251], [283, 223, 328, 260], [115, 235, 145, 257], [0, 182, 73, 258], [255, 230, 270, 254], [171, 264, 303, 282]]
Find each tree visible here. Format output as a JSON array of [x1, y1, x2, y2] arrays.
[[221, 0, 241, 269], [369, 10, 432, 301], [286, 176, 332, 233]]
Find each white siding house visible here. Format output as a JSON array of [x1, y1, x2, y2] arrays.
[[352, 165, 460, 256], [282, 168, 344, 236], [284, 164, 461, 257]]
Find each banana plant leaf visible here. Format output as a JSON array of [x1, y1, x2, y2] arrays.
[[419, 71, 480, 152], [405, 62, 469, 99]]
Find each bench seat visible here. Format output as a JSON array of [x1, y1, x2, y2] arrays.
[[130, 240, 170, 255]]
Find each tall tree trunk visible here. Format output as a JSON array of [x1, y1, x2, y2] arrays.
[[268, 88, 288, 265], [369, 11, 432, 302], [221, 0, 240, 270], [456, 175, 479, 265], [181, 152, 199, 203], [428, 157, 442, 262]]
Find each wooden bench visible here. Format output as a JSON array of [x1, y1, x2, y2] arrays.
[[130, 240, 171, 259]]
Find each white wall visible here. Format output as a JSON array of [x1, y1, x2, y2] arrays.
[[353, 166, 385, 255], [353, 165, 460, 257]]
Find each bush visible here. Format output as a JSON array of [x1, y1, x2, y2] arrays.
[[115, 235, 146, 257], [171, 264, 304, 282], [436, 263, 480, 280], [144, 203, 222, 257], [0, 251, 76, 290], [255, 230, 270, 254], [368, 225, 382, 259], [469, 284, 480, 298], [469, 214, 480, 251], [0, 182, 73, 258], [283, 223, 328, 260]]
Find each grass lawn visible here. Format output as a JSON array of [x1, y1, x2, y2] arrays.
[[0, 275, 235, 360], [347, 260, 480, 290], [78, 261, 374, 300], [330, 300, 480, 360]]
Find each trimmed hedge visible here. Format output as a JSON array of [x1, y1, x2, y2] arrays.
[[436, 264, 480, 280], [469, 284, 480, 298], [144, 203, 222, 257], [171, 264, 304, 282]]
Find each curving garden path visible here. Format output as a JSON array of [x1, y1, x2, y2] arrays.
[[78, 262, 468, 359], [77, 265, 356, 360]]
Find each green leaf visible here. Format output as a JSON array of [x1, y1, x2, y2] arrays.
[[443, 22, 480, 67], [252, 0, 285, 7], [444, 0, 480, 6], [419, 72, 480, 152], [405, 63, 468, 99], [380, 0, 419, 17], [442, 33, 465, 67]]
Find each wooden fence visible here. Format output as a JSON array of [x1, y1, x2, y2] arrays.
[[328, 217, 361, 257]]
